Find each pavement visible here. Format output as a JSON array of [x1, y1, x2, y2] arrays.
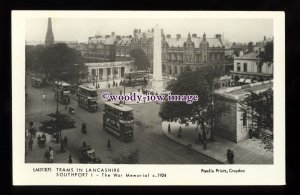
[[25, 131, 80, 164], [161, 121, 273, 164]]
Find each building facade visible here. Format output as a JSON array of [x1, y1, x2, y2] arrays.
[[85, 61, 136, 82], [231, 51, 273, 84], [213, 80, 273, 143], [82, 29, 226, 76]]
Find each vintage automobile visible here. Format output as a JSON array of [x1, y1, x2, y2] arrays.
[[79, 146, 102, 164]]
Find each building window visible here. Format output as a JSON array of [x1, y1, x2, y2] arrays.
[[237, 63, 241, 71], [242, 112, 247, 127], [243, 63, 247, 72]]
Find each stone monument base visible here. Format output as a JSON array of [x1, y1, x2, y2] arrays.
[[151, 79, 164, 94]]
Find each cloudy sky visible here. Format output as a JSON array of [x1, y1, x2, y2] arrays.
[[26, 18, 273, 43]]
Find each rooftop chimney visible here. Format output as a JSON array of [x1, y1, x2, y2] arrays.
[[176, 34, 181, 40], [151, 28, 154, 33], [264, 36, 266, 41], [166, 34, 171, 38], [192, 34, 197, 38], [111, 32, 115, 36]]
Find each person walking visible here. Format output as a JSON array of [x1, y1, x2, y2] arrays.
[[249, 128, 253, 139], [82, 141, 87, 148], [226, 149, 231, 164], [44, 148, 50, 163], [28, 138, 33, 151], [42, 92, 47, 101], [177, 126, 182, 138], [42, 132, 46, 141], [49, 147, 54, 163], [82, 123, 87, 134], [68, 153, 73, 163], [168, 123, 171, 133], [230, 150, 235, 164], [107, 139, 111, 150], [63, 136, 68, 147]]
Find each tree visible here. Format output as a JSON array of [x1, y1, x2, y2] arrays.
[[40, 43, 84, 83], [25, 44, 46, 72], [239, 90, 261, 131], [130, 49, 150, 71], [239, 88, 273, 133], [39, 112, 76, 152], [159, 65, 229, 144], [259, 42, 273, 63]]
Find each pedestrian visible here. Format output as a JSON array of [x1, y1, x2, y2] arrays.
[[230, 150, 235, 164], [42, 93, 46, 101], [198, 133, 202, 143], [82, 123, 87, 134], [226, 149, 231, 164], [25, 129, 29, 139], [63, 136, 68, 147], [177, 126, 182, 138], [113, 81, 115, 87], [168, 123, 171, 133], [116, 82, 118, 87], [68, 153, 73, 163], [65, 104, 68, 109], [107, 139, 111, 150], [42, 132, 46, 141], [49, 147, 54, 163], [29, 120, 33, 127], [249, 128, 253, 139], [44, 148, 50, 163], [28, 138, 33, 151], [83, 141, 87, 148]]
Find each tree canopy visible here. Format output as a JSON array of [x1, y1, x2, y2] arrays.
[[130, 49, 150, 71], [26, 43, 85, 83], [39, 112, 76, 135], [159, 65, 229, 140], [259, 42, 273, 63], [239, 88, 273, 132]]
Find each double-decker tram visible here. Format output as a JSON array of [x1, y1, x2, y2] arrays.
[[77, 85, 98, 112], [31, 76, 46, 88], [54, 81, 71, 104], [103, 102, 134, 142], [124, 71, 148, 87]]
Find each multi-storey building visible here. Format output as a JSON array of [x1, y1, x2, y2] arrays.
[[162, 32, 225, 76], [230, 37, 274, 85], [84, 29, 226, 76], [84, 32, 118, 62]]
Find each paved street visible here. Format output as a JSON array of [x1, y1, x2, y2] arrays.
[[25, 74, 220, 164]]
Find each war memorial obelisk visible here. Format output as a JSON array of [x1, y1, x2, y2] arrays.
[[151, 24, 164, 93]]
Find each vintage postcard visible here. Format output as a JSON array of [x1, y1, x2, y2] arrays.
[[12, 11, 285, 185]]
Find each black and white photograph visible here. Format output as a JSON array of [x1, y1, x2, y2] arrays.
[[12, 11, 285, 185]]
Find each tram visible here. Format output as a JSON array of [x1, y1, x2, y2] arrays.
[[77, 85, 98, 112], [103, 102, 134, 142], [54, 81, 71, 104], [124, 71, 148, 87], [31, 76, 46, 88]]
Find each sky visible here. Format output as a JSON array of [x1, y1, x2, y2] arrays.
[[26, 18, 273, 43]]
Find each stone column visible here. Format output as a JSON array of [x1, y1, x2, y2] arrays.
[[103, 68, 107, 80], [151, 24, 164, 93]]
